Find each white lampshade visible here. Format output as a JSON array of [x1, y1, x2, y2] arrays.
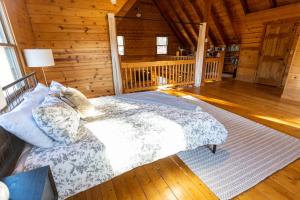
[[23, 49, 55, 68], [0, 86, 7, 110]]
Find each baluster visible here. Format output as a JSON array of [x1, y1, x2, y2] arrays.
[[138, 67, 141, 88], [125, 67, 128, 90], [158, 65, 161, 85], [187, 63, 190, 83], [172, 64, 175, 84], [142, 67, 145, 88], [154, 65, 157, 86], [129, 68, 133, 89]]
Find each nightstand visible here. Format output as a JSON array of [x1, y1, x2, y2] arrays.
[[1, 166, 58, 200]]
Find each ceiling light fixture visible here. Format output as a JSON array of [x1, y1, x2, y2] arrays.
[[136, 7, 142, 18]]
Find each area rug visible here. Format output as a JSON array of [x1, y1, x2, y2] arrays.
[[176, 96, 300, 200], [121, 91, 300, 200]]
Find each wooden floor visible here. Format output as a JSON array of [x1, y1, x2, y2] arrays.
[[68, 80, 300, 200]]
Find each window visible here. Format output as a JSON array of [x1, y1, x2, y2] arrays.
[[117, 36, 125, 55], [0, 1, 22, 87], [156, 36, 168, 55]]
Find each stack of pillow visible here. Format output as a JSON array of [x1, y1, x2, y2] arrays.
[[0, 81, 95, 148]]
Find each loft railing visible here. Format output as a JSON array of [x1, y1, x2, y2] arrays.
[[204, 57, 223, 82], [156, 55, 196, 60], [121, 60, 195, 93]]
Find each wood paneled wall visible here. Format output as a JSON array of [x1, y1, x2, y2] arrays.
[[21, 0, 129, 97], [282, 25, 300, 101], [117, 0, 181, 60], [223, 0, 300, 83]]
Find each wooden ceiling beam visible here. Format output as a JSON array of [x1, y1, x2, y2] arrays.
[[116, 0, 138, 17], [218, 0, 240, 43], [189, 0, 219, 45], [172, 0, 198, 46], [210, 6, 227, 45], [269, 0, 277, 8], [239, 0, 249, 15], [157, 0, 195, 49], [182, 0, 216, 46], [193, 0, 226, 45], [159, 0, 195, 49], [244, 2, 300, 24], [153, 0, 186, 47]]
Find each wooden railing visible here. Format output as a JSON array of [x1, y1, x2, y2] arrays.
[[157, 55, 196, 60], [121, 60, 195, 93], [204, 54, 225, 82]]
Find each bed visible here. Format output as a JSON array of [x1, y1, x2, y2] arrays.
[[0, 73, 228, 199]]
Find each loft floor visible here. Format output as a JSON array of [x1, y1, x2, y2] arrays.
[[68, 80, 300, 200]]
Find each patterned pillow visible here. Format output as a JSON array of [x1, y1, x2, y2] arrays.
[[61, 87, 96, 119], [32, 96, 81, 144]]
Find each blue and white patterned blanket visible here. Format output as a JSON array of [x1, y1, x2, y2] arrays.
[[24, 92, 227, 199]]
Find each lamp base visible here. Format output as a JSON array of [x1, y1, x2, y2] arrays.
[[0, 181, 9, 200]]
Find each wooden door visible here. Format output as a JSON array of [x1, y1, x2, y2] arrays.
[[256, 22, 296, 87]]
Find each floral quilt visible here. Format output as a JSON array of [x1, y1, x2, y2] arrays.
[[24, 95, 227, 199]]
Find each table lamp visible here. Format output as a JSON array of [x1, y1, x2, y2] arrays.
[[23, 49, 55, 86]]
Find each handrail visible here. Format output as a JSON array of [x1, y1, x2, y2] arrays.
[[121, 59, 196, 93], [3, 72, 36, 90]]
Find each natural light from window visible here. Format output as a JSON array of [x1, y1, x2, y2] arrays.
[[156, 36, 168, 55], [0, 1, 22, 87], [117, 36, 125, 55]]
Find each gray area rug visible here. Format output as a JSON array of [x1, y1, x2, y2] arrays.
[[122, 91, 300, 200], [177, 97, 300, 200]]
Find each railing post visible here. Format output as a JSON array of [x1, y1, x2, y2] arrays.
[[194, 23, 207, 87], [108, 13, 123, 95]]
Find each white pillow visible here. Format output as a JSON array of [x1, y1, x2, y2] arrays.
[[32, 96, 81, 144], [49, 81, 66, 96], [0, 98, 55, 148], [23, 83, 49, 104], [61, 87, 96, 119]]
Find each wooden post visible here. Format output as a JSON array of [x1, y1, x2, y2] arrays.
[[218, 50, 226, 81], [108, 13, 123, 95], [194, 23, 207, 87]]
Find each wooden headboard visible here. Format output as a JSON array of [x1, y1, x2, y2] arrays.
[[0, 72, 38, 178]]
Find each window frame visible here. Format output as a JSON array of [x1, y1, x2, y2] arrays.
[[117, 35, 125, 56], [156, 36, 168, 55], [0, 0, 23, 87]]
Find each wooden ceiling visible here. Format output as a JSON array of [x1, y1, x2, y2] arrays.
[[118, 0, 300, 49], [241, 0, 300, 13]]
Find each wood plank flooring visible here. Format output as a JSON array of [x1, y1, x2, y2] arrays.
[[68, 80, 300, 200]]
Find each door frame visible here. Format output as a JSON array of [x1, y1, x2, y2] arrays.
[[255, 19, 299, 87]]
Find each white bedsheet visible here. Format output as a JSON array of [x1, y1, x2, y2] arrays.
[[23, 92, 227, 199]]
